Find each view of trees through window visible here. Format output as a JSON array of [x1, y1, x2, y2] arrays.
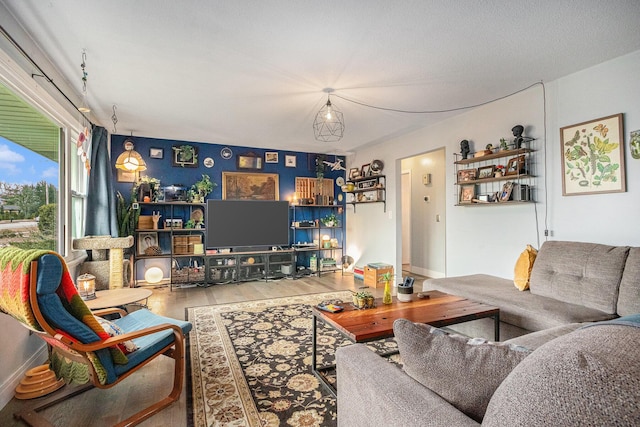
[[0, 136, 58, 251]]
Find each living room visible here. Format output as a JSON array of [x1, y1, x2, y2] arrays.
[[1, 1, 640, 426]]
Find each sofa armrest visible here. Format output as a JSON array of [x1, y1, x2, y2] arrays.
[[336, 344, 479, 427]]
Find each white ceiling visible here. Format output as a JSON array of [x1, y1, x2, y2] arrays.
[[3, 0, 640, 154]]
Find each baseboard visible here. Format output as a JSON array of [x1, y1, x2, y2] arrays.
[[409, 265, 445, 279], [0, 345, 48, 410]]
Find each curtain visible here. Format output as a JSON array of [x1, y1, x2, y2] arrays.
[[84, 125, 118, 237]]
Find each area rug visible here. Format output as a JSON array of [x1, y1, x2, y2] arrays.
[[187, 291, 398, 427]]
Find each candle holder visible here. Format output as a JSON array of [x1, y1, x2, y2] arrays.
[[76, 273, 96, 300]]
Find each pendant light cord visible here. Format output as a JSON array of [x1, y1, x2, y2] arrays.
[[332, 81, 543, 114]]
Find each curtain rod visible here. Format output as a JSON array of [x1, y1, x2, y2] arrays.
[[0, 23, 93, 125]]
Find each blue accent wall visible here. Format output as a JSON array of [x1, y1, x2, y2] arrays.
[[111, 134, 347, 202]]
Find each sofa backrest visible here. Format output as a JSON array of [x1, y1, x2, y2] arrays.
[[529, 241, 629, 314], [617, 247, 640, 316]]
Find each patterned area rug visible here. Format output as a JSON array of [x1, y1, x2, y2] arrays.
[[187, 291, 398, 427]]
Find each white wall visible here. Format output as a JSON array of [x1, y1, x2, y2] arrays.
[[348, 49, 640, 279]]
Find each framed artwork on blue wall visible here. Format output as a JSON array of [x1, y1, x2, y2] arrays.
[[149, 147, 163, 159], [265, 152, 278, 163], [285, 155, 296, 167], [237, 153, 263, 170], [222, 172, 279, 200], [172, 144, 198, 168]]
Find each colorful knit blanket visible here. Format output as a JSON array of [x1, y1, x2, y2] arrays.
[[0, 246, 127, 384]]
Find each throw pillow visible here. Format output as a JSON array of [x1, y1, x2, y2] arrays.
[[94, 316, 138, 354], [393, 318, 530, 422], [513, 244, 537, 291]]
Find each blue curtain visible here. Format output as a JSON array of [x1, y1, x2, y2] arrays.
[[85, 125, 118, 237]]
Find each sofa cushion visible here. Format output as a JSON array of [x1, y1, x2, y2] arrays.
[[504, 322, 589, 350], [393, 319, 530, 422], [529, 241, 629, 314], [617, 246, 640, 316], [423, 275, 615, 331], [513, 244, 537, 291], [483, 322, 640, 426]]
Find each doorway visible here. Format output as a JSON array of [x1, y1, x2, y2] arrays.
[[399, 148, 446, 278]]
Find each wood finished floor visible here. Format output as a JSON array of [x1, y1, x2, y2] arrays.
[[0, 272, 429, 427]]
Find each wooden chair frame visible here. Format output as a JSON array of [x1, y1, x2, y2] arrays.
[[15, 260, 186, 427]]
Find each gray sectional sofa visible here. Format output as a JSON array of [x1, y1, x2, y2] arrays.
[[423, 240, 640, 343], [335, 241, 640, 425]]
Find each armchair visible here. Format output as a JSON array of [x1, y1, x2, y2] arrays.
[[0, 247, 192, 426]]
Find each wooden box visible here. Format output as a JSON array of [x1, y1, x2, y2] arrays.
[[137, 216, 154, 230], [364, 264, 394, 288], [172, 235, 202, 255]]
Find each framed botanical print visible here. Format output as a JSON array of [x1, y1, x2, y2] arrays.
[[560, 113, 625, 196]]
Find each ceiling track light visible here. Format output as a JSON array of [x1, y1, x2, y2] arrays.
[[313, 90, 344, 142]]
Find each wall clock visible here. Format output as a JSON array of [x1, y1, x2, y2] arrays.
[[221, 147, 233, 160], [370, 159, 384, 174]]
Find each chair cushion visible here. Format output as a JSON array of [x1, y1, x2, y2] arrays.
[[393, 319, 530, 422], [113, 309, 192, 376]]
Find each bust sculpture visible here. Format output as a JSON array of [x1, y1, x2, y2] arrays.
[[460, 140, 470, 159], [512, 125, 526, 148]]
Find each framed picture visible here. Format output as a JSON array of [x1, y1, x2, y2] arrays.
[[349, 168, 360, 180], [222, 171, 279, 200], [361, 163, 371, 178], [459, 184, 476, 204], [172, 145, 198, 167], [237, 153, 263, 170], [560, 113, 625, 196], [499, 181, 514, 202], [457, 168, 477, 183], [149, 147, 163, 159], [138, 232, 158, 255], [285, 155, 296, 167], [505, 155, 526, 176], [265, 152, 279, 163], [116, 169, 137, 183], [477, 165, 495, 179]]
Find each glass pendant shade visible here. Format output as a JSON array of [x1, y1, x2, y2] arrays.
[[115, 139, 147, 171], [313, 98, 344, 142]]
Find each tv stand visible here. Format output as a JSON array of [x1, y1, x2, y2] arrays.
[[204, 249, 295, 285]]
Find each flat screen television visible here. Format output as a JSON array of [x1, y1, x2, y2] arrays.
[[206, 200, 290, 249]]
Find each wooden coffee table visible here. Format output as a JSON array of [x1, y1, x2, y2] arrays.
[[311, 290, 500, 396]]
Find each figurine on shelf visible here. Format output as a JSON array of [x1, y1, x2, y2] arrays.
[[460, 140, 470, 159], [152, 211, 161, 230], [494, 165, 505, 177], [512, 125, 533, 148]]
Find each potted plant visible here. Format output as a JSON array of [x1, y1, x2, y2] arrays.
[[352, 290, 375, 309], [500, 138, 510, 151], [190, 174, 216, 202], [321, 213, 338, 227]]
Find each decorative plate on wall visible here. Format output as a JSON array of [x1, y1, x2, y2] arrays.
[[203, 157, 214, 168], [221, 147, 233, 160], [370, 159, 384, 174], [336, 176, 345, 186]]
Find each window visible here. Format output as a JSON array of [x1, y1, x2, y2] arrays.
[[0, 72, 88, 255]]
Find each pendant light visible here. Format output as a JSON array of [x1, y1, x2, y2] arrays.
[[115, 135, 147, 172], [313, 90, 344, 142]]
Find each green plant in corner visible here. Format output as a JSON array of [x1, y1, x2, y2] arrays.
[[500, 138, 510, 151]]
